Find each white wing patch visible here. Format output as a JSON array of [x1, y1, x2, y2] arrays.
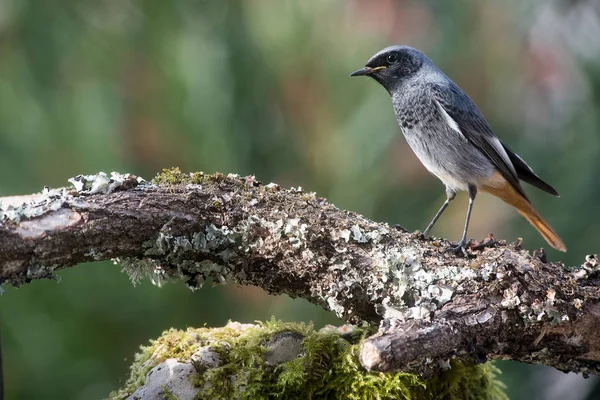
[[490, 136, 518, 176], [434, 99, 517, 177], [434, 99, 466, 141]]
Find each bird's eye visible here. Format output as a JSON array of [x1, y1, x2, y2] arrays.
[[386, 53, 398, 64]]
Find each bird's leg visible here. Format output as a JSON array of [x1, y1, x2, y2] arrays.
[[423, 187, 456, 237], [445, 184, 477, 257]]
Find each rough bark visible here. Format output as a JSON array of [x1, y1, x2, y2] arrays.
[[1, 170, 599, 376]]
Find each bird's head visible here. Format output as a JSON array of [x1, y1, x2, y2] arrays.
[[350, 45, 428, 94]]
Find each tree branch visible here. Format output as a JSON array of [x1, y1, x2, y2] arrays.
[[1, 170, 599, 376]]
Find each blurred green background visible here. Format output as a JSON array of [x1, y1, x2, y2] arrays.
[[1, 0, 599, 399]]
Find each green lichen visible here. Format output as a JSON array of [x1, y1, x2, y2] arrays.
[[108, 319, 507, 400]]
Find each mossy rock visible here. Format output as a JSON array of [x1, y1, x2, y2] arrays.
[[109, 319, 507, 400]]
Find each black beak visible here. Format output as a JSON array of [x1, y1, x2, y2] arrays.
[[350, 66, 386, 77], [350, 67, 371, 77]]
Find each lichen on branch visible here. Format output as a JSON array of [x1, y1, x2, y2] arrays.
[[1, 169, 599, 377]]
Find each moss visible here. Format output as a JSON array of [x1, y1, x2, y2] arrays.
[[161, 385, 179, 400], [424, 361, 506, 400], [152, 168, 236, 186], [109, 319, 507, 400], [152, 167, 192, 185]]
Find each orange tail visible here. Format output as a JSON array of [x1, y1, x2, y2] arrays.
[[514, 207, 566, 252], [480, 172, 566, 252]]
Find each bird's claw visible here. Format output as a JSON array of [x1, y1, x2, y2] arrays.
[[470, 234, 501, 251], [444, 239, 471, 258], [391, 224, 409, 233]]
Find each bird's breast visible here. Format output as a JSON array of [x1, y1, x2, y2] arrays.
[[399, 122, 495, 191]]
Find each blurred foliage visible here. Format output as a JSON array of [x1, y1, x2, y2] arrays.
[[0, 0, 599, 399]]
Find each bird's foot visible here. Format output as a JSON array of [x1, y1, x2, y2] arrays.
[[444, 239, 471, 258], [413, 230, 426, 239], [391, 223, 409, 233], [470, 234, 502, 251]]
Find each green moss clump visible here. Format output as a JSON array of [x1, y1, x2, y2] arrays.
[[108, 319, 507, 400], [152, 167, 191, 185], [152, 168, 230, 186], [425, 361, 507, 400], [161, 385, 179, 400]]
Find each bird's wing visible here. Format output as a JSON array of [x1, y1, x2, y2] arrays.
[[428, 82, 529, 201], [501, 143, 559, 196]]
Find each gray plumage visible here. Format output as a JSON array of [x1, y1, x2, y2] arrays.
[[350, 45, 565, 253]]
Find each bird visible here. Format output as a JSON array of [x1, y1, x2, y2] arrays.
[[350, 45, 566, 255]]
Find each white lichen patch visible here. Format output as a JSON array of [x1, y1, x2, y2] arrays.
[[115, 257, 160, 286], [479, 263, 495, 281], [408, 305, 432, 320], [572, 254, 599, 280], [68, 172, 146, 194], [377, 246, 458, 321], [283, 218, 308, 249], [116, 211, 321, 290], [351, 225, 368, 243], [329, 231, 541, 327], [326, 286, 347, 317], [463, 306, 499, 326], [0, 187, 69, 224], [328, 261, 350, 272], [348, 224, 387, 244], [150, 264, 167, 287], [428, 284, 455, 306], [330, 228, 351, 243], [0, 170, 146, 250], [381, 300, 407, 320], [25, 263, 59, 281], [515, 285, 569, 324], [84, 248, 104, 260], [186, 183, 203, 191], [530, 299, 544, 320], [501, 284, 521, 308], [317, 229, 490, 323]]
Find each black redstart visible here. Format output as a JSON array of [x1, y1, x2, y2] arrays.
[[350, 45, 566, 254]]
